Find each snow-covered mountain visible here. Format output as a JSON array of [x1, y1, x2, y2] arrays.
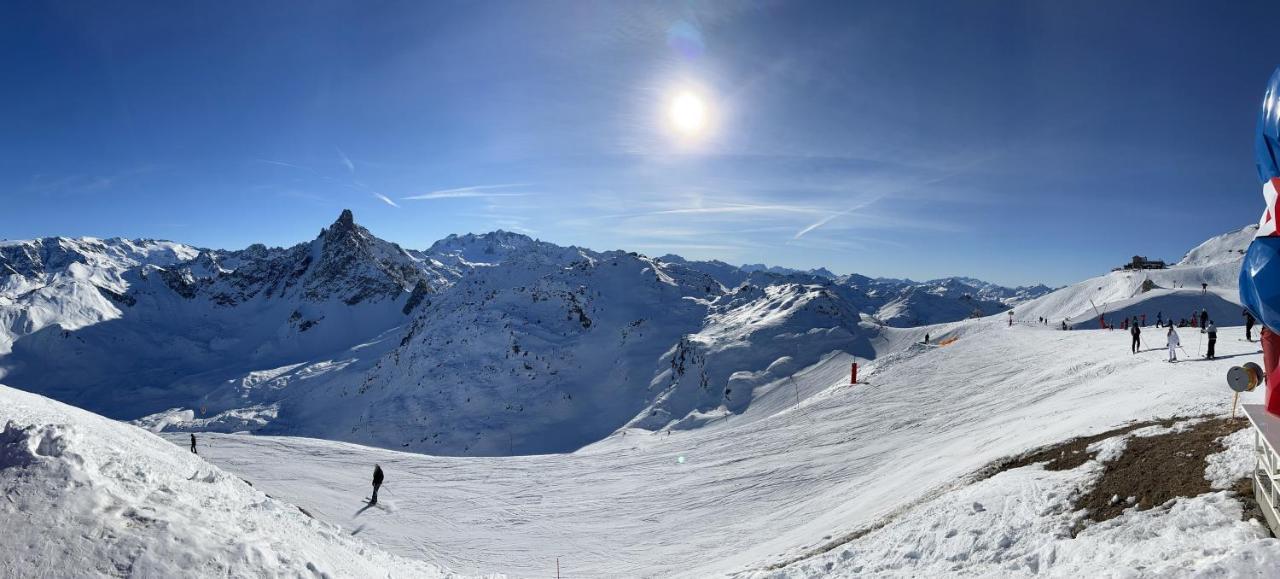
[[0, 210, 448, 419], [0, 236, 199, 354], [662, 255, 1054, 327]]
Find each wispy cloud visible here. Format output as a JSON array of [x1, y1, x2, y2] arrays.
[[372, 192, 400, 208], [793, 210, 852, 239], [402, 184, 531, 201], [648, 202, 823, 216], [256, 159, 313, 172], [275, 188, 329, 203], [25, 166, 158, 197], [335, 147, 355, 175], [793, 196, 882, 239]]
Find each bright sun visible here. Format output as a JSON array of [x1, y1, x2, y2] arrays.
[[669, 91, 707, 136]]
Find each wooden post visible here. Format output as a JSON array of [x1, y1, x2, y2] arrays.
[[851, 362, 858, 385]]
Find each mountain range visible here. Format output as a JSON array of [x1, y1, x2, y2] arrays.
[[0, 210, 1066, 455]]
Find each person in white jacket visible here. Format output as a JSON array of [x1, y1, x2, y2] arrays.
[[1166, 326, 1181, 362]]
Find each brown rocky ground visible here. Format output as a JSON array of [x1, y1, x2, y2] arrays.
[[989, 415, 1264, 535]]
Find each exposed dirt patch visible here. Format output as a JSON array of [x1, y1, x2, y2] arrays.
[[1233, 476, 1268, 527], [1072, 416, 1256, 532], [976, 417, 1181, 477]]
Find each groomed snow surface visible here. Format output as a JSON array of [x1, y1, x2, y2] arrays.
[[0, 385, 465, 578], [1, 321, 1253, 577]]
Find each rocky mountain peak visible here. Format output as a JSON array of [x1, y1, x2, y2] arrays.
[[335, 209, 355, 228]]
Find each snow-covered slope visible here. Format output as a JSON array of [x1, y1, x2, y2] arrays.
[[0, 384, 457, 578], [1178, 224, 1257, 267], [276, 248, 723, 455], [174, 320, 1280, 577], [1014, 225, 1254, 327], [264, 250, 880, 455]]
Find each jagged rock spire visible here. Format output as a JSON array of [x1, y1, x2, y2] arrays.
[[336, 209, 354, 228]]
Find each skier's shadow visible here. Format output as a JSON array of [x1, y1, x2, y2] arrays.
[[354, 502, 376, 517], [1183, 352, 1262, 362]]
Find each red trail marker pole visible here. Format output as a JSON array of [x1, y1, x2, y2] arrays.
[[851, 362, 858, 385]]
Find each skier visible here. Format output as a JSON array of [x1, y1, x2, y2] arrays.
[[1199, 309, 1208, 329], [1202, 282, 1208, 294], [1206, 321, 1218, 360], [1130, 318, 1141, 354], [1141, 313, 1147, 327], [1061, 320, 1068, 331], [370, 464, 384, 505], [1246, 309, 1257, 342], [189, 433, 197, 454], [923, 332, 930, 343], [1156, 312, 1163, 327], [1166, 325, 1181, 362]]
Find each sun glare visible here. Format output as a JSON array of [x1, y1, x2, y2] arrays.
[[669, 91, 708, 137]]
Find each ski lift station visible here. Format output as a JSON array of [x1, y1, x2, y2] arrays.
[[1112, 255, 1168, 272]]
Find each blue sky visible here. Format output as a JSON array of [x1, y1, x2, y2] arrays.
[[3, 1, 1279, 286]]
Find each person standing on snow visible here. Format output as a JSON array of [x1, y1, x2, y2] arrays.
[[1130, 319, 1142, 354], [370, 464, 384, 505], [1141, 313, 1147, 327], [1156, 312, 1163, 328], [1203, 282, 1208, 294], [1206, 321, 1218, 360], [1166, 325, 1181, 362], [1199, 309, 1209, 330], [1246, 309, 1257, 342], [189, 433, 197, 454]]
